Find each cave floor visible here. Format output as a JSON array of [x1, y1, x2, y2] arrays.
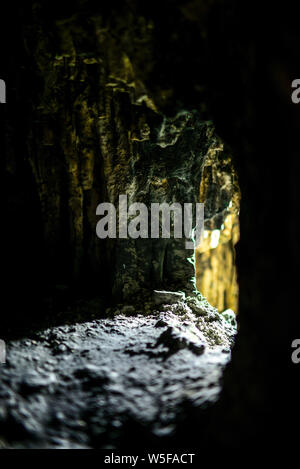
[[0, 298, 235, 449]]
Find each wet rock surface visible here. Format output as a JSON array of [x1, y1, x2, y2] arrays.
[[0, 297, 236, 449]]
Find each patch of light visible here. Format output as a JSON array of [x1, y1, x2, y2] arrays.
[[221, 309, 237, 328], [210, 229, 220, 249]]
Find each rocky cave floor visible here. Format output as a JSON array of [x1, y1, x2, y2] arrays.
[[0, 292, 236, 449]]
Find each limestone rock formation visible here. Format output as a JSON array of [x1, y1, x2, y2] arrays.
[[9, 4, 240, 310]]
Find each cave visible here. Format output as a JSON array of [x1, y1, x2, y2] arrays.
[[0, 0, 296, 457]]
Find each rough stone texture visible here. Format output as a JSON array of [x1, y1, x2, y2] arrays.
[[2, 0, 295, 455], [153, 290, 186, 305], [2, 1, 239, 313], [0, 298, 235, 449]]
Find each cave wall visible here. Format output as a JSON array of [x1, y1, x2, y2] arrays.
[[3, 0, 239, 308]]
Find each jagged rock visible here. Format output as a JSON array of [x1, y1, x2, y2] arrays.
[[156, 325, 205, 357], [153, 290, 185, 305], [154, 319, 169, 328]]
